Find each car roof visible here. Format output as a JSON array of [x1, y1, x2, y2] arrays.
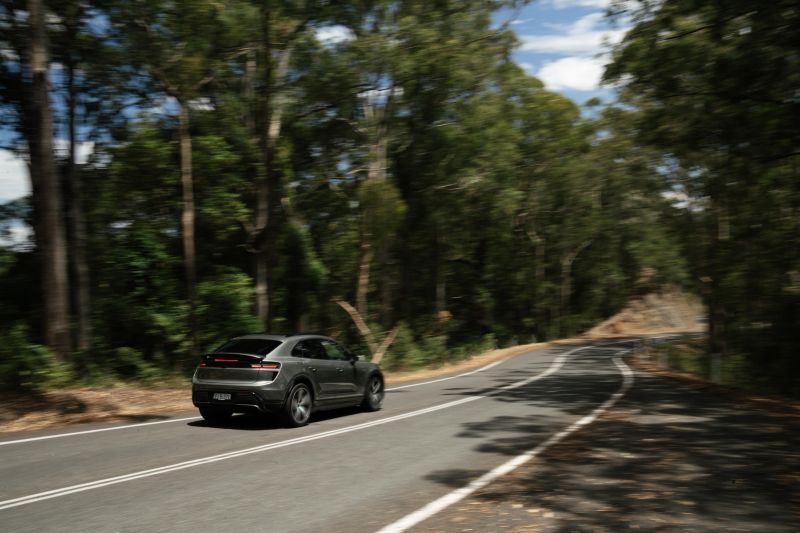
[[232, 333, 330, 342]]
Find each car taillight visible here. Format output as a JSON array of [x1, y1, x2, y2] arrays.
[[199, 361, 207, 367], [214, 358, 239, 363], [250, 362, 280, 369]]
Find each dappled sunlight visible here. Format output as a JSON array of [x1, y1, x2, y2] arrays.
[[423, 370, 800, 531]]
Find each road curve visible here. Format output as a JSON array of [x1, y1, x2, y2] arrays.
[[0, 339, 635, 532]]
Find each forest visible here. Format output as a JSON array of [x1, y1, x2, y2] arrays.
[[1, 0, 798, 396]]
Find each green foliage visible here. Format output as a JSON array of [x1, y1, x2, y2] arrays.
[[1, 0, 717, 391], [383, 322, 498, 372], [607, 0, 800, 394], [358, 180, 407, 244], [196, 271, 261, 354], [109, 347, 161, 382], [653, 339, 777, 396], [382, 322, 447, 370], [0, 325, 73, 392]]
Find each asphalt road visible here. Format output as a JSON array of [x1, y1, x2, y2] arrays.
[[0, 339, 654, 532]]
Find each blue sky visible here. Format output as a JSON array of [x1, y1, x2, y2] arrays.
[[0, 0, 627, 204], [501, 0, 626, 104]]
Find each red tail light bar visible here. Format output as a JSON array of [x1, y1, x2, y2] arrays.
[[250, 362, 280, 369], [198, 358, 280, 369]]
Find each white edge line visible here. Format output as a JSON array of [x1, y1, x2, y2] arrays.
[[0, 417, 202, 447], [386, 358, 509, 391], [375, 349, 635, 533], [0, 345, 589, 511], [0, 352, 517, 448]]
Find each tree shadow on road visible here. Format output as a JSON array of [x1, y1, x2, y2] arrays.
[[423, 356, 800, 532]]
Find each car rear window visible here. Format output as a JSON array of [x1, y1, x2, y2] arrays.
[[214, 339, 282, 356]]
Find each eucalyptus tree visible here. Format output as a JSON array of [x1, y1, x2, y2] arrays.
[[105, 0, 230, 358], [48, 0, 106, 353], [354, 1, 514, 326], [0, 0, 71, 361], [324, 1, 408, 325], [213, 0, 342, 330]]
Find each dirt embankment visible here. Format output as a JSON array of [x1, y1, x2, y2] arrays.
[[0, 286, 707, 434], [586, 285, 705, 337]]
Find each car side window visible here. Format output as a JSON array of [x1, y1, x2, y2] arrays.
[[292, 340, 317, 359], [320, 340, 349, 361]]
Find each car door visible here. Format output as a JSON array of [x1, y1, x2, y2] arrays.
[[298, 338, 345, 401], [318, 339, 359, 398]]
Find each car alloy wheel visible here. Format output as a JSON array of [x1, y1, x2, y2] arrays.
[[285, 383, 312, 427], [363, 375, 384, 411]]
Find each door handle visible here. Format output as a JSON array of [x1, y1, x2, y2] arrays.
[[337, 368, 344, 373], [309, 367, 317, 372]]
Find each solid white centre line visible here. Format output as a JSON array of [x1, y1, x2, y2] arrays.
[[375, 349, 635, 533], [0, 345, 590, 511]]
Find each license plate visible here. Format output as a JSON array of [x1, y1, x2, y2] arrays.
[[212, 393, 231, 401]]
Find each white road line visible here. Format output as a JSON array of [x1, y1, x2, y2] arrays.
[[0, 345, 591, 511], [0, 417, 202, 447], [375, 349, 635, 533], [0, 353, 516, 448], [386, 358, 509, 391]]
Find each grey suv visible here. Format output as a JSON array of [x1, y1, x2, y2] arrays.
[[192, 334, 384, 427]]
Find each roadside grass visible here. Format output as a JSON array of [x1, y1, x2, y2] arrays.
[[644, 337, 770, 396]]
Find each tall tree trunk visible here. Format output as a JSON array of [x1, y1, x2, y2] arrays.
[[435, 228, 446, 317], [254, 8, 295, 330], [379, 246, 393, 328], [525, 227, 546, 335], [177, 101, 198, 359], [243, 46, 268, 327], [28, 0, 71, 362], [356, 239, 373, 318], [535, 234, 546, 334], [65, 50, 91, 352], [355, 93, 391, 321], [559, 256, 573, 335], [559, 239, 592, 336], [708, 196, 729, 358]]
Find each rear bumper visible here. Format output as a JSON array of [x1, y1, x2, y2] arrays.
[[191, 381, 286, 414]]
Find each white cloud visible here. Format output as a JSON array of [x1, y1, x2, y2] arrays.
[[536, 56, 606, 91], [517, 62, 535, 72], [1, 223, 33, 249], [0, 149, 29, 202], [316, 25, 353, 45], [0, 142, 96, 203], [548, 0, 612, 8], [519, 12, 627, 54], [54, 140, 95, 165], [9, 224, 32, 240]]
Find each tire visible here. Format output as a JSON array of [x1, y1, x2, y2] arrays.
[[199, 406, 233, 424], [361, 374, 384, 412], [283, 382, 313, 427]]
